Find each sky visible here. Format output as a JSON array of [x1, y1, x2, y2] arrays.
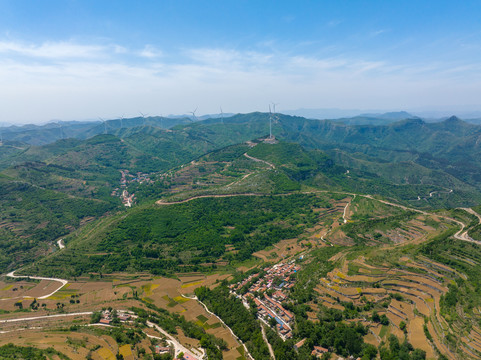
[[1, 0, 481, 124]]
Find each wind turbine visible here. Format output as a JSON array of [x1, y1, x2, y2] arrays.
[[119, 114, 124, 129], [140, 112, 148, 126], [159, 114, 164, 129], [189, 108, 198, 122], [269, 104, 273, 139], [220, 107, 224, 124], [99, 117, 107, 134]]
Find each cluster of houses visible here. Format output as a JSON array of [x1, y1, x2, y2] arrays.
[[111, 169, 153, 206], [231, 261, 300, 339], [119, 169, 152, 186], [98, 309, 131, 325]]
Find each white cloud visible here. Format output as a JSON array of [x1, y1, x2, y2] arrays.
[[139, 45, 163, 58], [0, 40, 109, 59], [371, 29, 388, 37], [1, 40, 480, 123]]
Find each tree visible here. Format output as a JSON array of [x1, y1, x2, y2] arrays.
[[380, 314, 389, 325], [90, 311, 102, 324], [14, 302, 23, 310], [361, 343, 377, 360]]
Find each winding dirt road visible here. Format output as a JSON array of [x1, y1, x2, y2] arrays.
[[4, 271, 68, 300], [243, 152, 275, 169]]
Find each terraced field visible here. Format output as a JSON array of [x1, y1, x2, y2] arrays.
[[313, 251, 481, 359]]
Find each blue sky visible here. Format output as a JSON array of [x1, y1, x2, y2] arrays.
[[1, 0, 481, 123]]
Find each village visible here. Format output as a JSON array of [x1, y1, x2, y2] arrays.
[[111, 169, 153, 207], [230, 260, 300, 340]]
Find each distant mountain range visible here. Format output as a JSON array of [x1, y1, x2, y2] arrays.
[[2, 110, 481, 146]]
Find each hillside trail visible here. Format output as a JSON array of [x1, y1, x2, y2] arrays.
[[1, 271, 68, 301], [243, 152, 276, 169]]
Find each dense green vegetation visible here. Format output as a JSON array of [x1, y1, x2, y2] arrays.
[[0, 343, 70, 360], [378, 335, 427, 360], [0, 176, 116, 272], [33, 194, 330, 276]]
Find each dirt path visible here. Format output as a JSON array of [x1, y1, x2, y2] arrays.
[[156, 193, 264, 205], [0, 311, 92, 324], [5, 271, 68, 300], [342, 195, 355, 224], [243, 152, 275, 169], [463, 207, 481, 222], [261, 323, 276, 359]]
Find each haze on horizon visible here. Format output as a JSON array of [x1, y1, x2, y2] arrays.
[[1, 0, 481, 124]]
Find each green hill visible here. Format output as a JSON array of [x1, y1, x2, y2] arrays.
[[3, 112, 481, 274]]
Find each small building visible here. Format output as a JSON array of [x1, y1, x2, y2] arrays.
[[311, 345, 329, 357], [155, 346, 170, 354], [294, 338, 307, 350], [99, 318, 111, 325]]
